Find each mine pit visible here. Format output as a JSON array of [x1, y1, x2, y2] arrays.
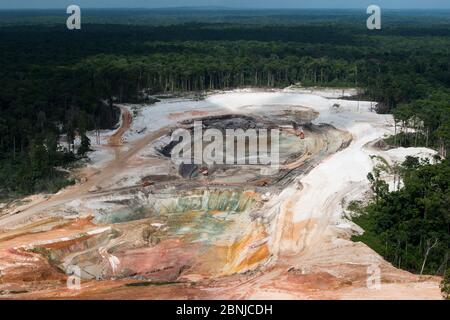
[[24, 189, 260, 281], [20, 108, 351, 284], [0, 90, 440, 299], [2, 102, 350, 288], [155, 113, 351, 189]]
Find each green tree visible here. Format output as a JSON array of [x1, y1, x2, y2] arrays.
[[441, 269, 450, 300]]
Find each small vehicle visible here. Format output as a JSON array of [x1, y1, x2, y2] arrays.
[[142, 181, 154, 188]]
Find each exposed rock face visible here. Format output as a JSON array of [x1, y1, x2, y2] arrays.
[[0, 90, 442, 300]]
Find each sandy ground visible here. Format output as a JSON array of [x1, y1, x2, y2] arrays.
[[0, 88, 442, 300]]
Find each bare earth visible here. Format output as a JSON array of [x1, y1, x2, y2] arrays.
[[0, 89, 442, 300]]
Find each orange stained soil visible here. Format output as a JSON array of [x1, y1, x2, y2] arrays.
[[109, 107, 132, 147]]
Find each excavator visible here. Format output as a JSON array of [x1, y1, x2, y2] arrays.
[[281, 124, 306, 140], [298, 130, 305, 140]]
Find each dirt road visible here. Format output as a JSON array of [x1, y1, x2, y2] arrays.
[[109, 107, 132, 147]]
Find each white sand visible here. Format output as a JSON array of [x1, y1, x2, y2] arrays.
[[85, 88, 436, 244]]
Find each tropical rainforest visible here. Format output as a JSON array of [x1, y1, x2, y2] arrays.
[[351, 156, 449, 277]]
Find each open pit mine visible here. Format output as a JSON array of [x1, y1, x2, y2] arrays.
[[0, 88, 442, 299]]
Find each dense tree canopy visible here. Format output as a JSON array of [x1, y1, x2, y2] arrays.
[[352, 157, 450, 276]]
